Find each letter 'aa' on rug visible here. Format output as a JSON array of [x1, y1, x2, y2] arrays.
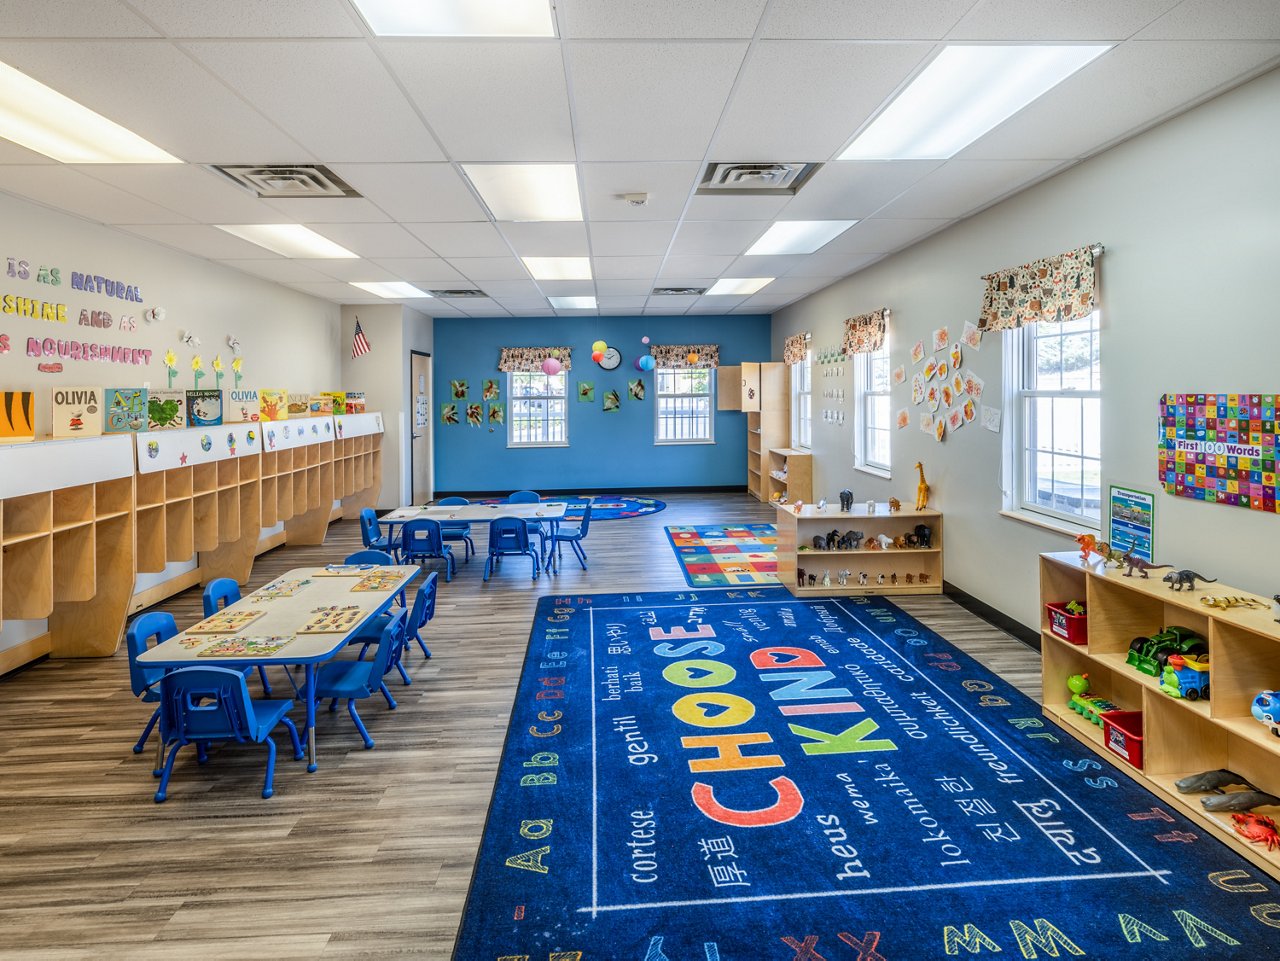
[[665, 523, 779, 587], [453, 588, 1280, 960]]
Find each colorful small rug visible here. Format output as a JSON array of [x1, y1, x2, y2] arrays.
[[665, 523, 779, 587], [453, 589, 1280, 960], [473, 495, 665, 523]]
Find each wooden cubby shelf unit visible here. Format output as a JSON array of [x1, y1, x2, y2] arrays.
[[1039, 550, 1280, 880], [718, 361, 789, 502], [763, 448, 812, 505], [775, 504, 942, 597]]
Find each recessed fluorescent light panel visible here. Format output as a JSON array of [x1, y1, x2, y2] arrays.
[[462, 164, 582, 222], [706, 278, 774, 296], [350, 281, 432, 299], [549, 296, 597, 309], [0, 59, 180, 163], [522, 257, 592, 281], [841, 44, 1110, 160], [215, 224, 358, 259], [352, 0, 555, 36], [747, 221, 857, 256]]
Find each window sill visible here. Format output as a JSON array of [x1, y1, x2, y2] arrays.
[[998, 509, 1098, 539], [655, 438, 715, 446], [507, 442, 570, 450], [854, 464, 891, 481]]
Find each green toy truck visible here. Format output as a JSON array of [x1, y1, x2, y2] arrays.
[[1126, 626, 1206, 677]]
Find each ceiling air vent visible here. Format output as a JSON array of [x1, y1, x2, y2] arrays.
[[652, 286, 707, 296], [209, 164, 361, 199], [427, 288, 487, 298], [697, 162, 821, 196]]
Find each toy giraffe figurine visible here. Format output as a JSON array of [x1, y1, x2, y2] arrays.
[[914, 461, 931, 511]]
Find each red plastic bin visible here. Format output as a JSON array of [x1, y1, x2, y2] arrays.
[[1045, 601, 1088, 645], [1101, 711, 1144, 770]]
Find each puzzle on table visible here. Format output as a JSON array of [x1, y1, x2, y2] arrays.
[[198, 636, 294, 658], [250, 578, 310, 600], [186, 608, 266, 634], [350, 571, 402, 592], [298, 605, 364, 633], [664, 523, 779, 587], [177, 636, 213, 650], [1160, 392, 1280, 513], [316, 563, 377, 576]]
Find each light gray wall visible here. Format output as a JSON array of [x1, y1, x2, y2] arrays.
[[772, 66, 1280, 630]]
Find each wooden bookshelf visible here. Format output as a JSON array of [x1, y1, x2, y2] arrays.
[[763, 448, 812, 504], [1039, 550, 1280, 880], [718, 362, 789, 501]]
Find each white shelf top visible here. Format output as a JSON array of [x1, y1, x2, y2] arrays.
[[336, 411, 383, 438], [136, 421, 268, 473], [262, 416, 334, 453], [0, 434, 135, 497]]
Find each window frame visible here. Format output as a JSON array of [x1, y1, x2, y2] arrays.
[[506, 370, 569, 448], [792, 346, 813, 450], [653, 366, 716, 445], [853, 337, 892, 478]]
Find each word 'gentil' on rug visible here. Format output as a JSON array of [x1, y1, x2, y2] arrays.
[[452, 588, 1280, 960], [665, 523, 779, 587]]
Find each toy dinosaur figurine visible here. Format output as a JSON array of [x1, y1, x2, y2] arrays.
[[914, 461, 930, 511], [1075, 533, 1097, 562], [1200, 595, 1265, 611], [1121, 549, 1171, 579], [1164, 569, 1217, 591], [1091, 542, 1125, 567]]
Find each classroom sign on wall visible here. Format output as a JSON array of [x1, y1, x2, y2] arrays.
[[1159, 393, 1279, 513]]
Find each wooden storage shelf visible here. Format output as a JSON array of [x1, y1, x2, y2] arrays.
[[135, 505, 166, 573], [3, 491, 52, 543], [52, 524, 96, 602], [1040, 550, 1280, 879], [165, 466, 193, 502], [192, 462, 217, 495], [52, 484, 95, 528], [164, 499, 194, 562], [135, 471, 164, 507], [2, 534, 53, 620], [217, 459, 239, 490], [95, 477, 132, 516], [764, 448, 813, 504], [192, 492, 219, 552]]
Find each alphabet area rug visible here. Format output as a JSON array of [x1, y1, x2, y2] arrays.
[[665, 524, 780, 587], [452, 588, 1279, 960]]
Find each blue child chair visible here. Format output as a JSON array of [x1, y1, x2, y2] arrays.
[[304, 612, 407, 750], [507, 490, 550, 561], [549, 503, 593, 571], [203, 578, 273, 695], [358, 508, 394, 557], [435, 496, 475, 561], [153, 666, 303, 802], [126, 611, 177, 758], [484, 516, 540, 582], [399, 519, 455, 583]]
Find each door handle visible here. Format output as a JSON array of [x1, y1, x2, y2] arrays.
[[412, 433, 422, 440]]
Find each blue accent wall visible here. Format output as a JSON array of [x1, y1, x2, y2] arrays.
[[433, 314, 772, 492]]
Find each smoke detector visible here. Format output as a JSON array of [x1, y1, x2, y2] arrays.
[[697, 162, 821, 196], [209, 164, 361, 199], [621, 192, 649, 207]]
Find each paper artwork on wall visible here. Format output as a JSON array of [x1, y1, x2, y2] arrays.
[[927, 385, 940, 412], [923, 359, 938, 381], [186, 389, 223, 427], [981, 405, 1002, 433], [910, 340, 925, 365], [1159, 392, 1280, 513], [227, 388, 260, 423], [578, 382, 595, 402], [105, 387, 148, 434], [628, 379, 645, 401], [949, 342, 962, 370], [147, 388, 186, 430], [259, 390, 289, 421], [962, 398, 977, 424], [891, 365, 905, 385], [895, 408, 909, 430], [450, 380, 468, 400], [934, 417, 946, 442], [947, 407, 964, 432], [962, 321, 983, 351], [0, 391, 35, 443], [950, 372, 965, 400], [602, 390, 621, 413], [52, 387, 102, 438], [466, 403, 482, 427], [919, 412, 934, 434], [932, 327, 949, 352], [440, 403, 459, 425], [963, 370, 985, 399], [483, 379, 500, 401], [911, 373, 925, 405], [487, 402, 504, 425]]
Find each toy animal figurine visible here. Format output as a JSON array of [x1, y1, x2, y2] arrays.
[[812, 535, 826, 550], [1163, 569, 1217, 591], [1175, 769, 1253, 794], [797, 568, 806, 588], [1120, 549, 1171, 579], [1075, 533, 1097, 562], [865, 499, 876, 514], [1273, 594, 1280, 623], [893, 535, 908, 549], [874, 533, 894, 550], [817, 498, 827, 512], [807, 574, 816, 586], [839, 488, 853, 513], [1252, 691, 1280, 737], [1091, 541, 1125, 567], [914, 461, 930, 511], [876, 573, 885, 585], [837, 569, 850, 586], [838, 530, 864, 550], [905, 573, 914, 584], [1199, 595, 1265, 611], [919, 572, 930, 584], [890, 572, 897, 585], [858, 572, 868, 586], [888, 497, 901, 512], [1231, 812, 1280, 852], [822, 570, 831, 587], [1202, 791, 1280, 813], [913, 524, 932, 549], [825, 529, 841, 551]]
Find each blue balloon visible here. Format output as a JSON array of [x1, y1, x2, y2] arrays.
[[639, 355, 656, 371]]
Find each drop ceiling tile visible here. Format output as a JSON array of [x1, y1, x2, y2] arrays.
[[329, 164, 488, 222], [0, 0, 159, 37], [657, 255, 737, 278], [724, 254, 810, 276], [751, 275, 841, 295], [684, 193, 793, 221], [873, 160, 1062, 220], [568, 42, 749, 161], [456, 299, 510, 316], [127, 0, 363, 36], [560, 0, 768, 38], [306, 223, 431, 258], [597, 295, 650, 310], [185, 40, 444, 162], [448, 257, 533, 281], [287, 282, 382, 302], [591, 256, 664, 280], [73, 164, 283, 223], [509, 308, 557, 317], [589, 222, 677, 257], [690, 295, 749, 311], [368, 259, 467, 283], [1139, 0, 1280, 39], [263, 197, 392, 223], [778, 161, 943, 219], [470, 279, 544, 298], [403, 223, 509, 258], [581, 162, 700, 221], [820, 218, 953, 254], [0, 40, 306, 163], [416, 301, 466, 317], [498, 222, 590, 256], [0, 139, 58, 164], [959, 40, 1280, 160], [380, 41, 574, 161], [949, 0, 1182, 39], [218, 259, 335, 283], [117, 224, 284, 260], [711, 41, 933, 160], [537, 280, 597, 297], [784, 252, 881, 276], [645, 294, 700, 309], [0, 166, 189, 225], [762, 0, 976, 39], [595, 279, 656, 296], [305, 260, 401, 283], [496, 297, 552, 310], [670, 221, 770, 256], [643, 307, 690, 315]]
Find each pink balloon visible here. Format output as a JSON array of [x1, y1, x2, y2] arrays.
[[541, 357, 563, 375], [641, 335, 650, 344]]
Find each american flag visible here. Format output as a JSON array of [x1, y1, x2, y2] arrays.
[[351, 317, 371, 358]]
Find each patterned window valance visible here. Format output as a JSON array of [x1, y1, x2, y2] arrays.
[[783, 332, 810, 365], [649, 344, 720, 369], [978, 244, 1099, 332], [842, 308, 888, 355], [497, 346, 573, 372]]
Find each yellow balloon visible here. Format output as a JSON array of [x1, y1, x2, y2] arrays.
[[591, 339, 607, 353]]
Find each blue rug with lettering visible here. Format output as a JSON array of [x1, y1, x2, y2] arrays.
[[453, 589, 1280, 960], [473, 495, 665, 523]]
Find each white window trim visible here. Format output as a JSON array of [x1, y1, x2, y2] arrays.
[[853, 342, 891, 479], [506, 371, 569, 449], [654, 367, 716, 445], [792, 346, 812, 450]]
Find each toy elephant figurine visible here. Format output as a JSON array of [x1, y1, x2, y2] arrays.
[[913, 524, 932, 549], [839, 529, 864, 550], [825, 529, 841, 551], [839, 489, 853, 513], [812, 535, 826, 550]]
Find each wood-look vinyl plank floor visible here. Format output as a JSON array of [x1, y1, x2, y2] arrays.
[[0, 492, 1040, 959]]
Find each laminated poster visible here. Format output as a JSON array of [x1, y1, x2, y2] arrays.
[[466, 403, 482, 427], [603, 390, 621, 413], [487, 402, 504, 425], [482, 379, 500, 401], [440, 403, 459, 425]]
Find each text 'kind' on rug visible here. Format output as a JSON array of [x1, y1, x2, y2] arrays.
[[665, 523, 779, 587], [453, 589, 1280, 960]]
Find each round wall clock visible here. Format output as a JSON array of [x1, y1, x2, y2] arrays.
[[599, 347, 622, 370]]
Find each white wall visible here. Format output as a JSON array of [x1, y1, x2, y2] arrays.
[[772, 66, 1280, 630]]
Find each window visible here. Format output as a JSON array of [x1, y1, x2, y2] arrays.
[[508, 371, 567, 447], [655, 367, 714, 443], [793, 348, 813, 449], [1007, 311, 1101, 526], [855, 339, 891, 475]]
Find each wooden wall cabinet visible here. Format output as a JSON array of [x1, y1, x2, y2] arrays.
[[1039, 551, 1280, 879], [745, 362, 789, 501]]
